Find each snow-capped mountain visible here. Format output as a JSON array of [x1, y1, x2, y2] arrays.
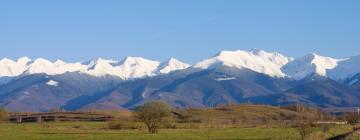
[[17, 57, 32, 65], [2, 49, 360, 112], [0, 56, 190, 81], [0, 49, 359, 82], [0, 57, 29, 77], [83, 58, 122, 78], [116, 57, 161, 79], [282, 53, 341, 80], [84, 57, 190, 79], [193, 49, 293, 77], [328, 55, 360, 81], [158, 58, 190, 74], [24, 58, 87, 76]]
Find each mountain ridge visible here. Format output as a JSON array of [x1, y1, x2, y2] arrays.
[[1, 49, 356, 82], [1, 49, 360, 112]]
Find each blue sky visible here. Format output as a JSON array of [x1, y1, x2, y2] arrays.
[[1, 0, 359, 63]]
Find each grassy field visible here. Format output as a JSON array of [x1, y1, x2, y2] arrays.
[[0, 121, 354, 140], [0, 104, 356, 140], [0, 122, 298, 140]]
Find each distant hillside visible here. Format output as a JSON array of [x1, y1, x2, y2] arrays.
[[173, 104, 325, 126]]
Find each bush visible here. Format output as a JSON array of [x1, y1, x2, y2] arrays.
[[73, 125, 82, 129], [215, 105, 234, 111], [163, 123, 177, 129], [108, 121, 137, 130]]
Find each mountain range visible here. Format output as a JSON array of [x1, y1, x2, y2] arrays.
[[1, 48, 360, 112]]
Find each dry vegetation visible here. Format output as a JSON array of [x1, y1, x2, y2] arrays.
[[171, 104, 328, 128]]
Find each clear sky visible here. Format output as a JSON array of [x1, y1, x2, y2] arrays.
[[1, 0, 359, 63]]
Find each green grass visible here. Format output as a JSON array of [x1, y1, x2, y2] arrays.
[[0, 121, 354, 140], [1, 104, 356, 140], [0, 122, 301, 140], [0, 122, 350, 140]]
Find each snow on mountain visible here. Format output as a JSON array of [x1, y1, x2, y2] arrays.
[[328, 55, 360, 81], [0, 50, 359, 81], [24, 58, 87, 75], [82, 57, 158, 79], [83, 58, 121, 77], [193, 49, 293, 77], [0, 56, 191, 80], [17, 57, 32, 65], [116, 57, 161, 79], [0, 58, 29, 77], [83, 57, 189, 79], [348, 79, 359, 86], [46, 80, 59, 86], [281, 53, 340, 80], [158, 58, 190, 74]]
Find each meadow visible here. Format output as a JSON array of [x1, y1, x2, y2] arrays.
[[0, 121, 353, 140], [0, 104, 358, 140]]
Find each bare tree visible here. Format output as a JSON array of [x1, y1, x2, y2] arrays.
[[134, 100, 172, 133]]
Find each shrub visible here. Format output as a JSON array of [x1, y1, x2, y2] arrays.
[[163, 123, 177, 129], [108, 120, 137, 130], [215, 105, 234, 111]]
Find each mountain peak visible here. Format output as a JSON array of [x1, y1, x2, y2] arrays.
[[32, 58, 53, 65], [164, 58, 187, 65], [194, 49, 291, 77], [112, 57, 160, 79], [249, 48, 265, 55], [328, 55, 360, 81], [83, 58, 118, 75], [120, 56, 160, 66], [167, 57, 180, 63], [282, 53, 339, 79], [91, 58, 116, 63], [54, 59, 66, 65], [122, 56, 148, 63], [158, 58, 190, 74], [0, 58, 15, 63], [0, 58, 28, 77], [17, 57, 32, 65], [84, 58, 117, 68]]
